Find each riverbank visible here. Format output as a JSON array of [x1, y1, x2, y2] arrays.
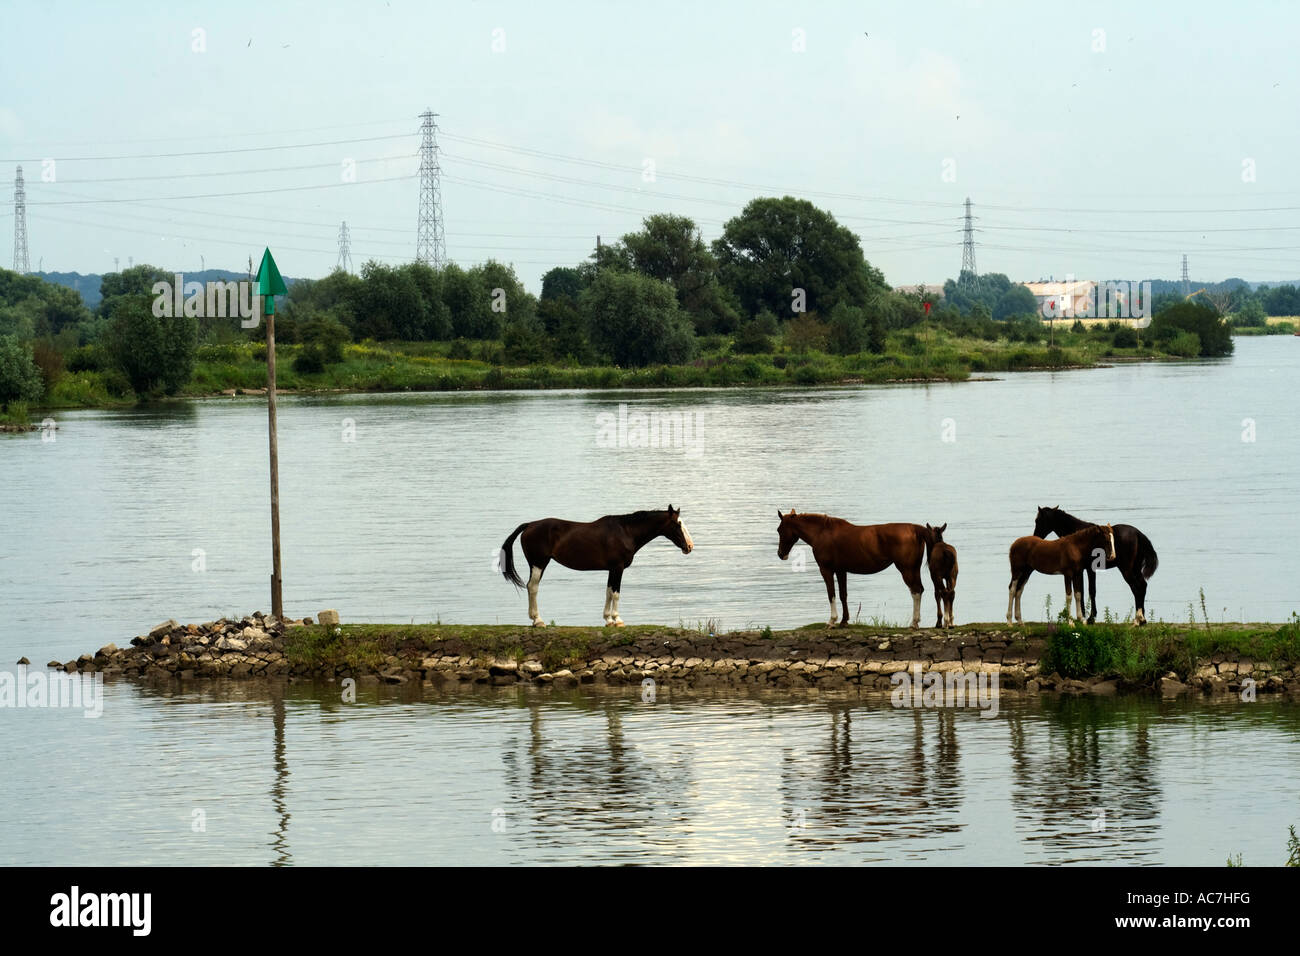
[[24, 323, 1195, 414], [31, 614, 1300, 697]]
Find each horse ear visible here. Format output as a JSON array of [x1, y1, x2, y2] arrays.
[[939, 523, 947, 534], [926, 523, 932, 531]]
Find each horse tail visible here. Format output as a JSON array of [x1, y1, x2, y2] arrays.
[[499, 522, 530, 589], [1137, 531, 1159, 580]]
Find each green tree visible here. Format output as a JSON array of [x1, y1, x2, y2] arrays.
[[97, 264, 171, 319], [540, 266, 583, 302], [105, 293, 198, 396], [619, 214, 740, 334], [1150, 300, 1233, 357], [0, 335, 44, 406], [995, 284, 1038, 320], [580, 271, 698, 366], [712, 196, 885, 318], [441, 263, 498, 339]]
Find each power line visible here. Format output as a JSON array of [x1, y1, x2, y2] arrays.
[[0, 133, 413, 165]]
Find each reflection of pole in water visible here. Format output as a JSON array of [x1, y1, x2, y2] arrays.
[[269, 688, 291, 866]]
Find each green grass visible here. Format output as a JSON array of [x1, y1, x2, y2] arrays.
[[29, 319, 1213, 411], [1034, 618, 1300, 683]]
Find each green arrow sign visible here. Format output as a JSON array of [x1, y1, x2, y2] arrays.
[[255, 247, 287, 314]]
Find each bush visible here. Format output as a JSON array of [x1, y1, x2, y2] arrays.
[[292, 346, 326, 374], [1112, 327, 1138, 348], [732, 319, 773, 354], [580, 271, 698, 367], [783, 313, 829, 353], [1150, 301, 1232, 356], [66, 344, 107, 372], [447, 338, 473, 360], [1166, 331, 1201, 357], [104, 294, 198, 397], [31, 340, 65, 393], [0, 335, 44, 406]]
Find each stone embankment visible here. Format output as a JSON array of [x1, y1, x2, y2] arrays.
[[25, 615, 1300, 697]]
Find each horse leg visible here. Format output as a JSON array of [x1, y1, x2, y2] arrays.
[[527, 560, 549, 626], [1086, 567, 1098, 624], [1007, 572, 1018, 625], [899, 565, 924, 629], [933, 577, 944, 629], [820, 567, 837, 626], [1123, 566, 1148, 625], [837, 570, 850, 627], [945, 576, 955, 628], [1063, 576, 1075, 625], [604, 566, 626, 627], [1008, 570, 1030, 625]]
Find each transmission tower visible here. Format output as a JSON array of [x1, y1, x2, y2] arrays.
[[12, 166, 30, 273], [337, 221, 353, 273], [959, 197, 979, 292], [1181, 254, 1189, 295], [416, 110, 446, 268]]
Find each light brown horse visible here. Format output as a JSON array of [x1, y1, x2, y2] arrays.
[[925, 523, 958, 628], [776, 510, 929, 627], [1007, 524, 1115, 625], [500, 506, 693, 626]]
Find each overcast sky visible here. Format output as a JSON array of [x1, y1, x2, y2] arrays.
[[2, 0, 1298, 292]]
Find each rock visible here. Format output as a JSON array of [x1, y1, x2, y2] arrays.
[[1026, 679, 1041, 693], [1088, 680, 1118, 696], [241, 626, 268, 641], [95, 643, 117, 658], [214, 635, 249, 652], [149, 620, 178, 640], [317, 610, 340, 628], [301, 616, 314, 626], [16, 657, 29, 666], [46, 660, 61, 668], [1160, 677, 1189, 697]]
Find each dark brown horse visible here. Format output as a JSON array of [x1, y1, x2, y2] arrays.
[[1033, 506, 1159, 625], [925, 523, 958, 628], [1008, 524, 1115, 625], [500, 506, 693, 626], [776, 510, 928, 627]]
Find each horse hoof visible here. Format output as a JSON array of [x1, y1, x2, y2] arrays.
[[613, 619, 625, 628], [531, 619, 545, 627]]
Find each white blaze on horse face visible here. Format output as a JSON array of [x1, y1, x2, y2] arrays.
[[677, 518, 693, 553], [527, 566, 543, 624]]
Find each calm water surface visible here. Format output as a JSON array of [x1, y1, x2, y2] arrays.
[[1, 338, 1297, 864]]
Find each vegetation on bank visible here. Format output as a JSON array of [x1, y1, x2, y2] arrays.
[[0, 193, 1251, 416], [1035, 616, 1300, 684], [283, 618, 1300, 687]]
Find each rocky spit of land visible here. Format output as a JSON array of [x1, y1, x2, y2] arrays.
[[19, 613, 1300, 698]]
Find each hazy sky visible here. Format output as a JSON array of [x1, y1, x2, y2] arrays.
[[2, 0, 1298, 292]]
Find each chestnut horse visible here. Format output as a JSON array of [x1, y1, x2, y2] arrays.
[[1033, 506, 1159, 625], [1007, 524, 1115, 625], [776, 510, 928, 627], [925, 523, 958, 628], [500, 506, 693, 626]]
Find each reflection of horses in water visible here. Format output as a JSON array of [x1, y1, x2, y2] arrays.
[[776, 510, 929, 627], [500, 506, 693, 626], [1033, 506, 1159, 625], [1008, 524, 1115, 625], [924, 523, 958, 628]]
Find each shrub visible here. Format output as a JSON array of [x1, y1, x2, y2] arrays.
[[292, 346, 326, 374], [104, 295, 198, 397], [0, 335, 44, 406], [447, 338, 473, 360], [66, 344, 107, 372], [732, 319, 773, 354], [1150, 301, 1232, 356], [1112, 327, 1138, 348], [1166, 330, 1201, 357]]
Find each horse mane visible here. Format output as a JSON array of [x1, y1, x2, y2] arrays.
[[615, 509, 671, 523], [1061, 522, 1106, 541], [787, 512, 847, 528]]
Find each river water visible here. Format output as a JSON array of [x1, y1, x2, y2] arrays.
[[1, 337, 1297, 864]]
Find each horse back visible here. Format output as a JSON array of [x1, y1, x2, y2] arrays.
[[821, 520, 925, 573]]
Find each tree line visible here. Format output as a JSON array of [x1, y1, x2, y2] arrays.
[[1, 194, 1248, 408]]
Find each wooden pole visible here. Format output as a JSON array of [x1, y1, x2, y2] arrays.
[[265, 293, 283, 619]]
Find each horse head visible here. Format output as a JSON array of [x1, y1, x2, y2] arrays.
[[926, 522, 947, 545], [1033, 505, 1062, 538], [776, 509, 801, 560], [661, 505, 693, 554]]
